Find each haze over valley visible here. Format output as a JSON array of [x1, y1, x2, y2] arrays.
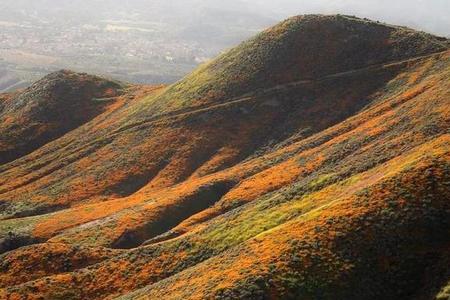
[[0, 3, 449, 299], [0, 0, 449, 93]]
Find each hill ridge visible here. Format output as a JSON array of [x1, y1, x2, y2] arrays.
[[0, 14, 449, 300], [134, 13, 448, 117], [92, 49, 450, 144]]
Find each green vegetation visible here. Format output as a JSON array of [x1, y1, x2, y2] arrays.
[[0, 14, 449, 300]]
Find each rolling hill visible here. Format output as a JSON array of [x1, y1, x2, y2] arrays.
[[0, 15, 449, 300], [0, 70, 125, 164]]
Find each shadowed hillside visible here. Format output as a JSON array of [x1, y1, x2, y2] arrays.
[[0, 15, 449, 300], [0, 70, 125, 164], [137, 14, 449, 115]]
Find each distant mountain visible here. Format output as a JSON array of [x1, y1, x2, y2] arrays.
[[0, 15, 449, 300]]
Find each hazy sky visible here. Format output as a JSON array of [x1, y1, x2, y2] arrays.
[[255, 0, 450, 36], [0, 0, 448, 90], [0, 0, 448, 36]]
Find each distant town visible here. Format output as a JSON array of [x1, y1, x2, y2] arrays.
[[0, 19, 220, 92], [0, 1, 273, 92], [2, 0, 447, 93]]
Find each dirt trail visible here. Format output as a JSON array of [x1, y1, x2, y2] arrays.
[[113, 50, 449, 136], [0, 50, 447, 195]]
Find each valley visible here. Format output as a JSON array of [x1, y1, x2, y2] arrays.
[[0, 14, 449, 300]]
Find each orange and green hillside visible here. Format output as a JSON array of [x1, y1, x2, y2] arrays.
[[0, 15, 449, 300]]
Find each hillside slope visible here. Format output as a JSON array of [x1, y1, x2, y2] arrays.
[[0, 15, 449, 300], [0, 70, 125, 164], [136, 14, 449, 115]]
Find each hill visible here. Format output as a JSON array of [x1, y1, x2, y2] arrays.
[[0, 15, 449, 300], [138, 14, 449, 114], [0, 70, 125, 164]]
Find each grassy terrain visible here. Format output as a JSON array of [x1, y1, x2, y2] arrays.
[[0, 15, 449, 300]]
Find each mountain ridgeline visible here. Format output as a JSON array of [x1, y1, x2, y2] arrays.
[[0, 15, 449, 300]]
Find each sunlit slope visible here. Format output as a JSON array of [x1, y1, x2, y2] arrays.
[[0, 54, 449, 298], [122, 138, 450, 300], [133, 14, 449, 115], [0, 15, 449, 300], [1, 16, 448, 220]]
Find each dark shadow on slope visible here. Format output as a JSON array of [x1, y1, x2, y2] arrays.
[[111, 180, 236, 249], [0, 233, 45, 255], [106, 158, 172, 197], [0, 201, 69, 220]]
